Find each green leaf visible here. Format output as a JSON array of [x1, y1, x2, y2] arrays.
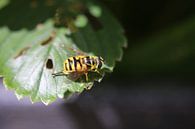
[[0, 0, 126, 104], [0, 0, 9, 9]]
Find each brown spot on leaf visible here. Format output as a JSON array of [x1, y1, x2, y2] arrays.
[[46, 58, 53, 69], [41, 31, 56, 46], [14, 46, 31, 59]]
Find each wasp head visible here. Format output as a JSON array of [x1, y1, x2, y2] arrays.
[[97, 56, 104, 69]]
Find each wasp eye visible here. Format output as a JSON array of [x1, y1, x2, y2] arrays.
[[98, 61, 102, 69]]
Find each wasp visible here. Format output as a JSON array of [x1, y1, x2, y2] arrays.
[[52, 55, 104, 81]]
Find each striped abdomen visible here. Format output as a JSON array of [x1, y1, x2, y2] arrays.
[[63, 55, 103, 74]]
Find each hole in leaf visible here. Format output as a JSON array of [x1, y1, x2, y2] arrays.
[[46, 58, 53, 69], [14, 46, 31, 59], [84, 10, 103, 31], [41, 31, 55, 45]]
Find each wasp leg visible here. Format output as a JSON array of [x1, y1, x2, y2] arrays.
[[84, 73, 89, 82], [52, 71, 65, 78], [96, 70, 100, 74], [92, 69, 101, 74], [85, 83, 93, 90]]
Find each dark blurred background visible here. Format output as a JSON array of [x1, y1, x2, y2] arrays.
[[1, 0, 195, 129], [102, 0, 195, 79]]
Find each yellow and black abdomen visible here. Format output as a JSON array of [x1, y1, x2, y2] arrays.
[[63, 56, 88, 74], [63, 55, 103, 75]]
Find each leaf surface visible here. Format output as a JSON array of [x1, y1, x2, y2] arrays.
[[0, 0, 126, 104]]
